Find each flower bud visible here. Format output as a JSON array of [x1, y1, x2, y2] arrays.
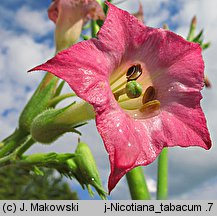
[[204, 75, 211, 88], [19, 76, 58, 134], [187, 16, 197, 41], [30, 106, 76, 144], [73, 142, 107, 199], [48, 0, 105, 52], [132, 2, 144, 23], [126, 81, 143, 99], [30, 102, 95, 144]]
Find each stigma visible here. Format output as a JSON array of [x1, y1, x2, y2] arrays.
[[111, 64, 161, 117]]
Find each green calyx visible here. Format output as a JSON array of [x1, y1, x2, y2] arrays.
[[30, 103, 77, 144], [30, 102, 95, 144]]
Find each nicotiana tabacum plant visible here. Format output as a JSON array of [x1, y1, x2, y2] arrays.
[[30, 2, 211, 191], [0, 0, 212, 199]]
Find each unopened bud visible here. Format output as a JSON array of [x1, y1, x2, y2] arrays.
[[30, 106, 75, 144], [187, 15, 197, 41], [204, 75, 211, 88], [19, 75, 58, 134], [74, 142, 107, 199], [162, 23, 169, 30], [30, 102, 94, 144], [192, 16, 197, 27], [132, 2, 145, 23], [48, 0, 105, 53]]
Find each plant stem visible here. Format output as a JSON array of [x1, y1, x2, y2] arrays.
[[157, 148, 168, 200], [16, 137, 35, 157], [126, 166, 151, 200], [91, 20, 100, 38], [0, 129, 27, 158], [0, 136, 35, 167]]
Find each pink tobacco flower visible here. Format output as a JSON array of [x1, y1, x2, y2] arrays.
[[48, 0, 105, 51], [31, 3, 211, 192]]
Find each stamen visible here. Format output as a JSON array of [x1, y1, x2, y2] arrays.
[[140, 100, 161, 113], [126, 64, 142, 81], [142, 86, 156, 104], [113, 88, 126, 101]]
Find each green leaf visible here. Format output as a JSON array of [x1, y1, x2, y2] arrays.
[[54, 80, 65, 97]]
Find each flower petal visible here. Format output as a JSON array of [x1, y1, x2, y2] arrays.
[[30, 39, 115, 106], [148, 31, 211, 149], [160, 106, 211, 150], [96, 102, 164, 192], [30, 3, 156, 103]]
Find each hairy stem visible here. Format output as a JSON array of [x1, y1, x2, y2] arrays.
[[0, 130, 27, 158]]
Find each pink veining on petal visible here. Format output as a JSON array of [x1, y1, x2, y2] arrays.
[[30, 2, 211, 193]]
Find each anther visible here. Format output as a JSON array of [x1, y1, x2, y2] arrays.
[[126, 64, 142, 81], [140, 100, 161, 113], [142, 86, 156, 104]]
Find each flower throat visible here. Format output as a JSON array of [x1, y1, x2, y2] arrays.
[[112, 64, 161, 114]]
